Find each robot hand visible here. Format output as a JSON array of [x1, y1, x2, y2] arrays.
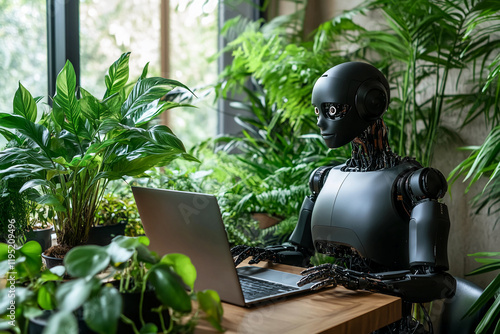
[[231, 245, 289, 266], [298, 263, 391, 293]]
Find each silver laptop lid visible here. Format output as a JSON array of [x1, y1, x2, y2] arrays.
[[131, 186, 246, 305]]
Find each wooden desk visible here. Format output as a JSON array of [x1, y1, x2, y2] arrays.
[[195, 261, 402, 334]]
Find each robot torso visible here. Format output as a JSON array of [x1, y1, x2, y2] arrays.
[[311, 161, 420, 270]]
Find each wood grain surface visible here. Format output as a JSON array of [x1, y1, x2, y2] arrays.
[[195, 260, 402, 334]]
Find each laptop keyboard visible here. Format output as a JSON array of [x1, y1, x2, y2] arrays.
[[239, 275, 299, 301]]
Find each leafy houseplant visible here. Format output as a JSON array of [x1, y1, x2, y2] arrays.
[[0, 52, 197, 251], [464, 252, 500, 334], [0, 176, 30, 244], [0, 237, 224, 334]]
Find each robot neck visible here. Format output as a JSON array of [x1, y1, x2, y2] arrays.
[[344, 119, 401, 172]]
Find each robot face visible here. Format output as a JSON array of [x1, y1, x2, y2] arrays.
[[311, 62, 390, 149], [314, 101, 369, 148]]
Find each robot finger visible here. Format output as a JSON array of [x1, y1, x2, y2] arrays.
[[311, 278, 337, 290], [300, 263, 333, 275], [297, 269, 334, 286], [230, 245, 247, 257], [232, 246, 254, 266]]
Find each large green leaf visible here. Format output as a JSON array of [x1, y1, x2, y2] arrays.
[[146, 264, 191, 313], [197, 289, 224, 332], [120, 77, 192, 124], [43, 311, 78, 334], [104, 52, 131, 99], [64, 245, 110, 278], [53, 60, 82, 137], [83, 286, 122, 334], [13, 82, 37, 122], [0, 114, 50, 150], [37, 281, 57, 310], [160, 253, 197, 290], [16, 241, 43, 279], [55, 277, 100, 312]]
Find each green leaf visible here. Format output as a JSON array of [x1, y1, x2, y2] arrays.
[[104, 52, 131, 99], [139, 323, 158, 334], [53, 60, 82, 136], [0, 113, 50, 150], [55, 277, 100, 312], [83, 286, 122, 334], [13, 82, 37, 122], [38, 282, 57, 310], [64, 245, 110, 278], [160, 253, 197, 290], [43, 311, 78, 334], [16, 241, 43, 279], [106, 242, 135, 265], [475, 294, 500, 334], [465, 274, 500, 319], [121, 77, 193, 124], [147, 264, 191, 313], [197, 289, 224, 332]]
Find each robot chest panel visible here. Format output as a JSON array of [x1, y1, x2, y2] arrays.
[[311, 165, 410, 268]]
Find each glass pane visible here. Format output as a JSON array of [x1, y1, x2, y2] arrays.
[[80, 0, 218, 148], [0, 0, 47, 147], [79, 0, 162, 98], [169, 0, 218, 147]]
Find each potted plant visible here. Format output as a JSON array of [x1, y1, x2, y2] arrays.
[[0, 237, 224, 333], [86, 192, 138, 245], [0, 176, 30, 244], [0, 52, 198, 260]]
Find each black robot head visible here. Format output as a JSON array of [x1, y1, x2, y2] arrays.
[[312, 62, 390, 148]]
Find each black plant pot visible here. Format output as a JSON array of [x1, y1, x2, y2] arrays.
[[26, 227, 53, 252], [41, 252, 63, 269], [87, 222, 127, 246], [119, 288, 170, 333]]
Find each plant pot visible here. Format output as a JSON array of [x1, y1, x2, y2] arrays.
[[41, 252, 64, 269], [87, 221, 127, 246], [26, 226, 53, 252], [28, 310, 97, 334], [251, 213, 283, 229], [118, 287, 170, 333]]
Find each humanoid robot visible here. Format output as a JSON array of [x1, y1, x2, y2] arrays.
[[231, 62, 462, 332]]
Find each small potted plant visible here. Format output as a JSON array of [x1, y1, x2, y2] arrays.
[[0, 236, 224, 333], [86, 192, 137, 245], [0, 52, 198, 262]]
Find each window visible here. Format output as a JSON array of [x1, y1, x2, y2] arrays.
[[0, 0, 47, 111], [1, 0, 219, 149]]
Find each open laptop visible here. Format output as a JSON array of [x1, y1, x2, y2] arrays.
[[131, 186, 313, 306]]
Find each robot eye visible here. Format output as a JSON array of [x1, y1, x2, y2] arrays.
[[328, 105, 337, 117], [323, 103, 350, 120], [314, 107, 320, 116]]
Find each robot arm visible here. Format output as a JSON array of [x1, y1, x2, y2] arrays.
[[231, 167, 332, 267], [230, 196, 314, 267], [299, 166, 456, 303]]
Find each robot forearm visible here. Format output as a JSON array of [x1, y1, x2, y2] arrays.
[[409, 200, 450, 270], [298, 263, 456, 303]]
